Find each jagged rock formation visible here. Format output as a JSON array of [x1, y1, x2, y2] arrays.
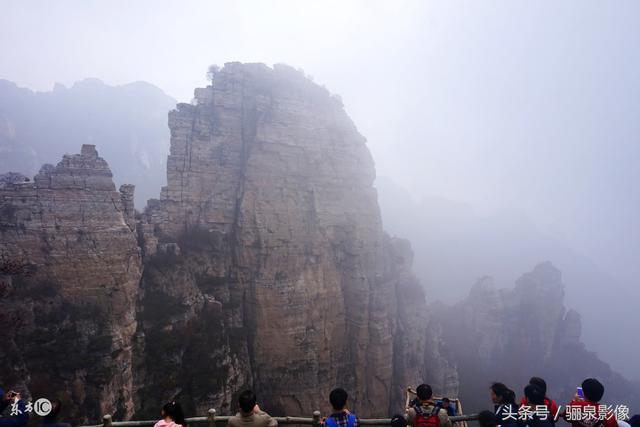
[[0, 63, 457, 423], [0, 145, 142, 422], [135, 62, 456, 418], [432, 262, 639, 413], [386, 237, 458, 402], [4, 62, 638, 422], [376, 177, 640, 383], [0, 78, 176, 207]]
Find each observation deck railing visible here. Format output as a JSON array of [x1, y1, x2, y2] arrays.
[[82, 410, 479, 427]]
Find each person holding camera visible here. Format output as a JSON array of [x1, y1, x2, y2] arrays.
[[0, 388, 29, 427]]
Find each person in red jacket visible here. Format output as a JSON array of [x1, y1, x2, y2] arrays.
[[519, 377, 560, 420], [564, 378, 617, 427]]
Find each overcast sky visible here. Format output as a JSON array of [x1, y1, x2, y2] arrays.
[[2, 0, 639, 326]]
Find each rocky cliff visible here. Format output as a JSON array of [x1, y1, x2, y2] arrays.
[[0, 63, 457, 422], [0, 145, 142, 421], [136, 62, 456, 418], [432, 262, 639, 412]]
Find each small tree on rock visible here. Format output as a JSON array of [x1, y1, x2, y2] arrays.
[[206, 64, 220, 83]]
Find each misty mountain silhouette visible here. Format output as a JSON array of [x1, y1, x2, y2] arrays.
[[376, 175, 639, 382], [0, 78, 175, 207]]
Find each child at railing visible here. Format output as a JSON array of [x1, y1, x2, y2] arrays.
[[323, 388, 358, 427], [154, 402, 185, 427]]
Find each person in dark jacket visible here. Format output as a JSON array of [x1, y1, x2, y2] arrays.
[[490, 383, 518, 427], [521, 384, 555, 427], [390, 414, 407, 427], [478, 411, 498, 427], [0, 388, 29, 427], [39, 399, 71, 427]]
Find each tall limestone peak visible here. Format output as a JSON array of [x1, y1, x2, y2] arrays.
[[137, 62, 455, 417]]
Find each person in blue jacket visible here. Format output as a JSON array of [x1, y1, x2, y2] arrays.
[[0, 388, 29, 427]]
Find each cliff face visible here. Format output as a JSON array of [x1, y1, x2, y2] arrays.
[[0, 63, 457, 423], [433, 262, 639, 412], [0, 145, 142, 421], [386, 237, 458, 405], [135, 62, 456, 417]]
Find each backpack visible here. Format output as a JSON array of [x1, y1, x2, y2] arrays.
[[325, 413, 357, 427], [412, 405, 441, 427]]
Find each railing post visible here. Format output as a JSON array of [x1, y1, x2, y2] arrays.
[[313, 410, 321, 427], [103, 415, 112, 427], [208, 408, 216, 427]]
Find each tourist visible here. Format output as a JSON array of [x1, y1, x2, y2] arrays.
[[564, 379, 617, 427], [39, 399, 71, 427], [0, 388, 28, 427], [437, 398, 455, 417], [478, 410, 498, 427], [490, 383, 517, 427], [390, 414, 407, 427], [154, 401, 185, 427], [519, 378, 559, 420], [407, 384, 451, 427], [228, 391, 277, 427], [521, 384, 555, 427], [324, 388, 358, 427]]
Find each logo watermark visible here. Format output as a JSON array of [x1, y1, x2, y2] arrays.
[[10, 398, 52, 417]]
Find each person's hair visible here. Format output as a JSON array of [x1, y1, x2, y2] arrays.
[[582, 378, 605, 402], [416, 384, 433, 401], [491, 383, 516, 405], [43, 399, 63, 423], [390, 414, 407, 427], [442, 397, 450, 403], [529, 377, 547, 396], [162, 401, 185, 426], [238, 390, 257, 414], [627, 415, 640, 427], [329, 388, 349, 410], [524, 384, 545, 405], [478, 410, 498, 427]]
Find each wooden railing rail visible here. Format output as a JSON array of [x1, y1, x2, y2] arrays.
[[82, 410, 479, 427]]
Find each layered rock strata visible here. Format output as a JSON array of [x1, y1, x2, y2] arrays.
[[0, 145, 142, 422], [1, 63, 457, 422], [135, 62, 456, 417]]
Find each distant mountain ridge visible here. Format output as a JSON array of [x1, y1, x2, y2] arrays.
[[431, 262, 640, 413], [0, 78, 176, 207], [376, 176, 640, 382]]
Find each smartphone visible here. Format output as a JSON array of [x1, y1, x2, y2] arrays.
[[577, 387, 584, 399]]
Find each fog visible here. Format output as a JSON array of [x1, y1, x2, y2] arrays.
[[2, 0, 638, 381]]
